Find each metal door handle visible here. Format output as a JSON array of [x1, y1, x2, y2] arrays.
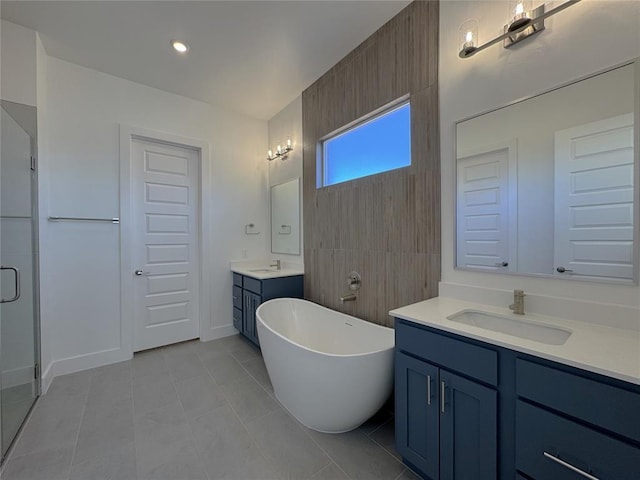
[[543, 452, 600, 480], [556, 266, 573, 273], [441, 381, 446, 414], [427, 375, 431, 405], [134, 270, 149, 276], [494, 261, 509, 267], [0, 266, 20, 303]]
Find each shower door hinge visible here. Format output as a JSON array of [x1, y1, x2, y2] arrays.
[[30, 156, 36, 171], [34, 363, 40, 379]]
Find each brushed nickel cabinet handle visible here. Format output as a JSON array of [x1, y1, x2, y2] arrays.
[[427, 375, 431, 405], [441, 381, 446, 414], [543, 452, 600, 480]]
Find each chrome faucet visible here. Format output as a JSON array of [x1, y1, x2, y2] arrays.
[[509, 289, 526, 315], [339, 293, 356, 304], [269, 259, 281, 270]]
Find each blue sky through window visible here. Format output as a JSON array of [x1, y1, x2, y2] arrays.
[[323, 102, 411, 186]]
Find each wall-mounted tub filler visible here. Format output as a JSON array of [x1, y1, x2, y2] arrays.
[[340, 293, 357, 304], [347, 271, 361, 291]]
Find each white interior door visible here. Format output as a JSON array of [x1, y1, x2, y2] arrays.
[[554, 114, 634, 281], [456, 143, 516, 271], [132, 138, 200, 351]]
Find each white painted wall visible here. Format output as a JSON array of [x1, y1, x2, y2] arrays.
[[41, 57, 268, 386], [1, 20, 36, 107], [267, 96, 304, 264], [440, 1, 640, 328]]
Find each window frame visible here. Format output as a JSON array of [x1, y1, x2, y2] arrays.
[[317, 95, 411, 188]]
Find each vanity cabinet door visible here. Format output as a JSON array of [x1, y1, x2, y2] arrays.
[[242, 290, 254, 341], [439, 370, 497, 480], [395, 352, 440, 480], [248, 292, 261, 345], [242, 289, 262, 346]]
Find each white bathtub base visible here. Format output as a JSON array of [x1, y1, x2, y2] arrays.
[[256, 298, 395, 434]]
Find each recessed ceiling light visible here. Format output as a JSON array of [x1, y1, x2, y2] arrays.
[[170, 40, 189, 54]]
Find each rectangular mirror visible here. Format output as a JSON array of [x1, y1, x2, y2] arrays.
[[271, 178, 300, 255], [456, 60, 638, 283]]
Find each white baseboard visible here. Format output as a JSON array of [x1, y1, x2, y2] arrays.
[[40, 325, 241, 394], [1, 366, 34, 389], [200, 323, 239, 342], [40, 347, 131, 394]]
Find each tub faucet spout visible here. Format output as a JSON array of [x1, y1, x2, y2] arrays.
[[340, 293, 356, 304]]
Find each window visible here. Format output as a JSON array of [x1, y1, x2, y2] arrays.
[[320, 101, 411, 187]]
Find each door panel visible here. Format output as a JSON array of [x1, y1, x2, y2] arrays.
[[554, 114, 634, 280], [440, 370, 497, 480], [132, 139, 200, 351], [395, 352, 439, 479], [456, 143, 516, 272], [0, 102, 39, 460]]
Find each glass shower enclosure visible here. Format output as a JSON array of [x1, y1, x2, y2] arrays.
[[0, 100, 40, 461]]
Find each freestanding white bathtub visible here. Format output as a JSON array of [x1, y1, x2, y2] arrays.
[[256, 298, 394, 433]]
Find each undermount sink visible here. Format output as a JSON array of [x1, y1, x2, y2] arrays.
[[248, 268, 276, 273], [447, 310, 572, 345]]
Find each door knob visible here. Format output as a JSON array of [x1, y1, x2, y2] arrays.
[[556, 266, 573, 273], [135, 270, 145, 276]]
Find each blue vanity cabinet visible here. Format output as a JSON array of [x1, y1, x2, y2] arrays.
[[232, 272, 303, 346], [394, 318, 640, 480], [395, 352, 440, 479], [395, 321, 498, 480]]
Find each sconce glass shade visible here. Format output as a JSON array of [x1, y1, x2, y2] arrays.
[[458, 19, 479, 58], [508, 0, 533, 31]]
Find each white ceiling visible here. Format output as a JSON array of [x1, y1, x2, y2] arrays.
[[1, 1, 411, 120]]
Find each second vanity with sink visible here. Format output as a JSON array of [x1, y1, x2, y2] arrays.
[[231, 262, 304, 345], [390, 296, 640, 480]]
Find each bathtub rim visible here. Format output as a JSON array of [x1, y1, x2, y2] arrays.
[[256, 297, 395, 359]]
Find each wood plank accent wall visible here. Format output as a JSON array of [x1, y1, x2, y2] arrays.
[[302, 0, 440, 327]]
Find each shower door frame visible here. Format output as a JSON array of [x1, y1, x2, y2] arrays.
[[0, 100, 42, 463]]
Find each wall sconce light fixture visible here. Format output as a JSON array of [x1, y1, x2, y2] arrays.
[[459, 0, 581, 59], [267, 139, 293, 161]]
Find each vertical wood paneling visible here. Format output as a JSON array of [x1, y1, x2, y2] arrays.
[[303, 1, 440, 326]]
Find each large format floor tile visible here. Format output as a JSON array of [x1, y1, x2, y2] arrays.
[[4, 335, 411, 480], [245, 409, 331, 479]]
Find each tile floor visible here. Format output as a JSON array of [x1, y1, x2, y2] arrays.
[[1, 335, 420, 480]]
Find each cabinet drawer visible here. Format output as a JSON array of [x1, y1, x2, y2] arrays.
[[232, 286, 242, 309], [233, 307, 242, 330], [243, 277, 262, 295], [516, 401, 640, 480], [396, 320, 498, 386], [233, 272, 243, 287], [516, 359, 640, 443]]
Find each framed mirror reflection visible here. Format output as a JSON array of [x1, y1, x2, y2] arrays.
[[270, 178, 301, 255], [455, 60, 638, 284]]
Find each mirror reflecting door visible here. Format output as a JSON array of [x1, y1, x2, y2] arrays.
[[1, 100, 40, 461]]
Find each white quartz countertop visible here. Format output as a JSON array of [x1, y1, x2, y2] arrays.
[[230, 263, 304, 280], [390, 297, 640, 386]]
